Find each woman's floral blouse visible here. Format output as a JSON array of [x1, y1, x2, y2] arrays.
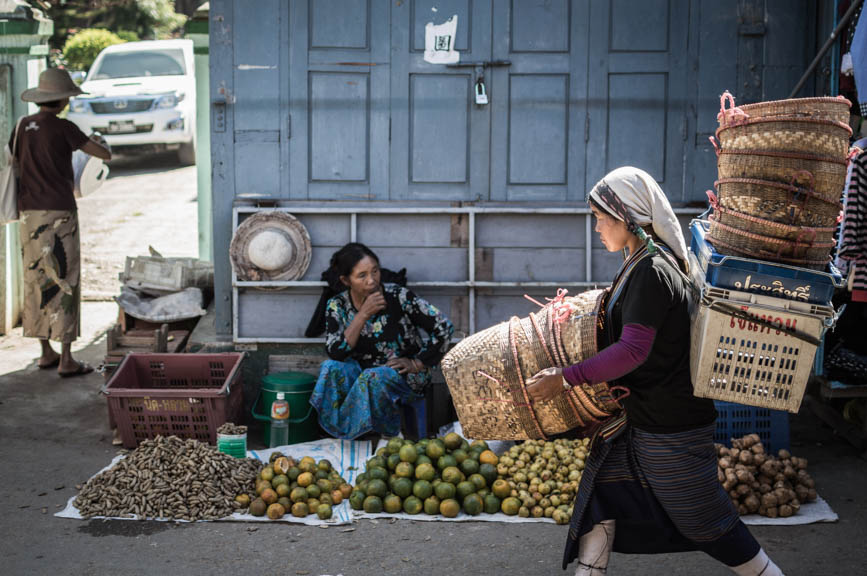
[[324, 283, 454, 370]]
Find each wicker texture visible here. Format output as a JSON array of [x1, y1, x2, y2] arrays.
[[715, 178, 842, 228], [717, 149, 847, 203], [441, 289, 621, 441], [719, 95, 851, 127], [716, 117, 852, 158], [707, 217, 833, 270]]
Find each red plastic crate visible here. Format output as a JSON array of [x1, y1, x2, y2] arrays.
[[103, 353, 245, 449]]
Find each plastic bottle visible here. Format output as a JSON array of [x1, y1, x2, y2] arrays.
[[269, 392, 290, 447]]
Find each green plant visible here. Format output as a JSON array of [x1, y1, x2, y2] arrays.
[[115, 30, 141, 42], [63, 28, 125, 72]]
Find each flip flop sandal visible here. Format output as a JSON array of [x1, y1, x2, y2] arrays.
[[38, 357, 60, 369], [59, 362, 95, 378]]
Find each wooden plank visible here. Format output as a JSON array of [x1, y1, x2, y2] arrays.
[[268, 353, 328, 375]]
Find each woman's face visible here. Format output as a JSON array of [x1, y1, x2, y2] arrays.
[[342, 255, 381, 296], [592, 205, 632, 252]]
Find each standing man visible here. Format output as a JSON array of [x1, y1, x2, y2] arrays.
[[11, 68, 111, 377]]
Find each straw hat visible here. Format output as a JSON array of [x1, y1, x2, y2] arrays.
[[21, 68, 85, 103], [230, 212, 312, 283]]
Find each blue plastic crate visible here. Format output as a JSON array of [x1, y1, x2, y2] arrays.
[[713, 400, 790, 454], [690, 220, 842, 306]]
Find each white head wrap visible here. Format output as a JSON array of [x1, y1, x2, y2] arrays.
[[588, 166, 689, 266]]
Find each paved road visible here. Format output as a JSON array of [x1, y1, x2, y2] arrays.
[[77, 152, 199, 300]]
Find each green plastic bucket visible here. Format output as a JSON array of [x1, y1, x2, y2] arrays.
[[252, 372, 318, 446]]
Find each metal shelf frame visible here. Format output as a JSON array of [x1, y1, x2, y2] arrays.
[[231, 204, 704, 343]]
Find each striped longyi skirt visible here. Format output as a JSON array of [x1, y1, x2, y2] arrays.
[[562, 423, 760, 569]]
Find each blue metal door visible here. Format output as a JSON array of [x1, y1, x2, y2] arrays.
[[287, 0, 391, 200], [389, 0, 492, 201], [585, 0, 690, 200], [489, 0, 590, 202]]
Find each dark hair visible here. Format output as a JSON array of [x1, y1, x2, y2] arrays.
[[39, 99, 66, 109], [329, 242, 379, 279]]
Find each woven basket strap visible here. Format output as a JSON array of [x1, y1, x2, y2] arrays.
[[713, 204, 836, 234], [718, 148, 848, 165], [716, 116, 853, 135], [706, 236, 831, 267], [714, 177, 840, 208], [508, 317, 547, 440], [710, 217, 836, 248]]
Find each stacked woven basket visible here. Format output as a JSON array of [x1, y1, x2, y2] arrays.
[[708, 92, 851, 270]]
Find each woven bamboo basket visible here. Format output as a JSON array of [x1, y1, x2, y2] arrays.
[[707, 217, 834, 270], [716, 117, 852, 158], [716, 149, 847, 203], [441, 289, 623, 441], [718, 92, 851, 127], [715, 178, 842, 228]]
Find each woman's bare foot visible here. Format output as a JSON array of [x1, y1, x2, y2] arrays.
[[37, 339, 60, 369]]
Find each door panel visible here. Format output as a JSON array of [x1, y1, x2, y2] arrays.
[[288, 0, 389, 200], [586, 0, 689, 199], [390, 0, 491, 200], [490, 1, 589, 201]]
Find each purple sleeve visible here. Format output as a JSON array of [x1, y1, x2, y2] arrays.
[[562, 323, 656, 386]]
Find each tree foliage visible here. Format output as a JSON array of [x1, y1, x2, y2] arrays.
[[44, 0, 188, 50], [62, 28, 125, 71]]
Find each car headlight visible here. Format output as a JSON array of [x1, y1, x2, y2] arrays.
[[155, 92, 185, 109], [69, 98, 89, 114]]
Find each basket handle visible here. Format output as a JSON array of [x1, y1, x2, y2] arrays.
[[717, 91, 749, 127], [788, 170, 814, 189], [706, 189, 720, 210], [708, 136, 721, 157]]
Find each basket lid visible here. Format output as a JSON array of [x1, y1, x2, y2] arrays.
[[262, 371, 316, 391]]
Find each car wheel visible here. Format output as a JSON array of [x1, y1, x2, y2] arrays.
[[177, 141, 196, 166]]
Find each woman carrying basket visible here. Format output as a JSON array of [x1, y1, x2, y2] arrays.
[[525, 167, 784, 576]]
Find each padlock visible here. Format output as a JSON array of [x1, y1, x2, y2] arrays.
[[475, 78, 489, 105]]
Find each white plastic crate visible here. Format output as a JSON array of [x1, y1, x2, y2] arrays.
[[690, 290, 831, 414]]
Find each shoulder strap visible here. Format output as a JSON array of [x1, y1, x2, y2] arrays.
[[11, 116, 24, 157]]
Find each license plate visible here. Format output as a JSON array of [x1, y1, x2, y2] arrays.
[[107, 120, 135, 134]]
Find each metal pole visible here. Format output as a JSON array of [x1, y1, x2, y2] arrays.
[[790, 0, 864, 98]]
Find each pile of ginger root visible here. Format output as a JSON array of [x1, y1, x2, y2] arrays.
[[716, 433, 817, 518]]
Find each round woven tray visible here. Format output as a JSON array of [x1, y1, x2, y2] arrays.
[[441, 289, 620, 440], [721, 96, 852, 126], [707, 216, 834, 269], [715, 178, 842, 228], [717, 149, 847, 203], [716, 117, 852, 158]]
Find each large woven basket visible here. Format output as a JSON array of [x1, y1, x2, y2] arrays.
[[718, 92, 851, 127], [717, 149, 847, 203], [441, 289, 620, 441], [707, 216, 834, 270], [716, 117, 851, 158], [715, 178, 842, 228]]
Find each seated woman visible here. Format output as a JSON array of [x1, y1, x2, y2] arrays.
[[310, 243, 454, 439]]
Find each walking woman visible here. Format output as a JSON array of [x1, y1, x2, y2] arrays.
[[525, 167, 784, 575], [311, 243, 454, 439]]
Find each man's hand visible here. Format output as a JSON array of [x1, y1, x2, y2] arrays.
[[358, 290, 386, 320], [386, 357, 423, 375], [525, 367, 566, 403]]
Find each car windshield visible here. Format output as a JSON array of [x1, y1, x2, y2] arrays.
[[89, 49, 186, 80]]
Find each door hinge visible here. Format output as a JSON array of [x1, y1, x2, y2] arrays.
[[681, 113, 688, 141], [287, 113, 291, 139], [388, 117, 391, 142], [584, 113, 590, 143]]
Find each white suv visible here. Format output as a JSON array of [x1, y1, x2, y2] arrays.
[[67, 39, 196, 164]]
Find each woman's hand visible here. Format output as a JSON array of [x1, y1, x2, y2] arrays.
[[386, 357, 424, 375], [358, 290, 386, 320], [525, 367, 567, 403]]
